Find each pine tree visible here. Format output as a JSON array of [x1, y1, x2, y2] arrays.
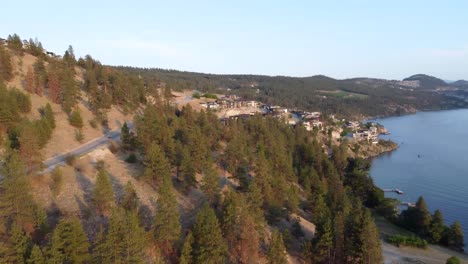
[[201, 162, 220, 205], [68, 109, 83, 128], [60, 68, 79, 113], [47, 70, 61, 104], [413, 196, 432, 236], [120, 122, 132, 149], [7, 34, 24, 55], [92, 169, 115, 215], [447, 221, 464, 252], [27, 245, 45, 264], [312, 216, 333, 263], [0, 45, 14, 81], [121, 181, 139, 212], [143, 141, 171, 187], [359, 209, 383, 264], [19, 123, 43, 171], [0, 152, 40, 231], [179, 148, 196, 189], [429, 209, 445, 243], [344, 200, 363, 264], [42, 103, 56, 129], [49, 217, 90, 264], [25, 67, 36, 94], [6, 223, 32, 263], [192, 203, 227, 264], [267, 229, 288, 264], [33, 57, 46, 96], [180, 232, 193, 264], [93, 208, 147, 263], [153, 175, 181, 255]]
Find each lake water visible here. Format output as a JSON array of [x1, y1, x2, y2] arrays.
[[370, 109, 468, 248]]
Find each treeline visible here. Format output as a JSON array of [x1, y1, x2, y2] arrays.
[[79, 55, 147, 117], [397, 197, 465, 251]]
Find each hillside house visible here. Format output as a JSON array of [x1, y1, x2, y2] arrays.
[[345, 121, 360, 131]]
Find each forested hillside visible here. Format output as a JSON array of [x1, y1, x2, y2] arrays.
[[0, 33, 464, 263], [116, 67, 468, 118]]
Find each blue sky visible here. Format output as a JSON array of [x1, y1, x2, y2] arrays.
[[1, 1, 467, 80]]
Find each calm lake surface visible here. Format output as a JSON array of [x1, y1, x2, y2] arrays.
[[370, 109, 468, 247]]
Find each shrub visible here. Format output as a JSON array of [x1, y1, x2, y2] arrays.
[[125, 153, 138, 163], [192, 92, 201, 99], [51, 167, 63, 197], [65, 154, 76, 166], [108, 140, 119, 153], [203, 93, 218, 99], [89, 119, 98, 129], [386, 234, 428, 249], [74, 129, 84, 142], [446, 256, 461, 264]]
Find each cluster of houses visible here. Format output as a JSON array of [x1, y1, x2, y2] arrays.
[[200, 95, 261, 110], [292, 111, 323, 131], [346, 121, 379, 143]]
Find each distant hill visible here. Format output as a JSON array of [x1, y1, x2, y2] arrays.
[[452, 80, 468, 89], [403, 74, 448, 90]]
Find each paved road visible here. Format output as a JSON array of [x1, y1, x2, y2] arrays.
[[43, 123, 133, 170]]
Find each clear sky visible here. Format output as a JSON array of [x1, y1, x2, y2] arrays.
[[1, 0, 467, 80]]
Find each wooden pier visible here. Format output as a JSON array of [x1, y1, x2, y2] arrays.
[[383, 188, 404, 195]]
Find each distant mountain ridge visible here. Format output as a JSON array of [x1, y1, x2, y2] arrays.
[[403, 74, 448, 90], [452, 80, 468, 89]]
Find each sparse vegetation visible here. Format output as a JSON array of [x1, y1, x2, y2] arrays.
[[74, 129, 84, 142], [386, 234, 428, 249]]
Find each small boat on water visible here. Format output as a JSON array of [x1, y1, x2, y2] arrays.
[[395, 189, 404, 195]]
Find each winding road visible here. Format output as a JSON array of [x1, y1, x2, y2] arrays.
[[43, 123, 133, 171]]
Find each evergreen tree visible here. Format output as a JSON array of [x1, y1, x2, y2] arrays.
[[19, 122, 43, 171], [7, 34, 23, 55], [60, 69, 79, 113], [143, 141, 171, 187], [27, 245, 45, 264], [0, 152, 41, 231], [93, 208, 147, 263], [414, 196, 432, 236], [5, 223, 32, 263], [33, 57, 46, 96], [121, 181, 139, 212], [68, 109, 83, 128], [192, 203, 227, 264], [179, 148, 196, 189], [359, 209, 383, 264], [49, 217, 90, 264], [47, 69, 61, 104], [25, 67, 36, 94], [92, 169, 115, 215], [267, 229, 288, 264], [42, 103, 56, 129], [429, 209, 445, 243], [0, 45, 14, 81], [201, 162, 220, 205], [312, 216, 333, 263], [180, 232, 193, 264], [120, 122, 134, 149], [447, 221, 464, 252], [153, 175, 181, 255]]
